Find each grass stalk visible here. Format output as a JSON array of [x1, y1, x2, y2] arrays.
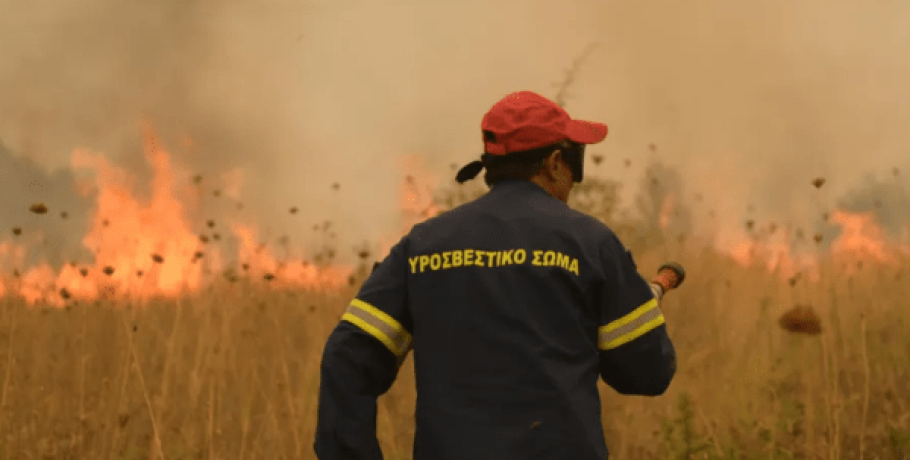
[[860, 313, 870, 460], [119, 309, 166, 460]]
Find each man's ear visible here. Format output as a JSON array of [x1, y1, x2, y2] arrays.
[[543, 150, 562, 180]]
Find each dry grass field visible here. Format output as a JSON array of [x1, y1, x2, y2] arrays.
[[1, 177, 909, 460]]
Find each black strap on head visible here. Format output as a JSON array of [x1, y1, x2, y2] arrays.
[[455, 160, 485, 183], [455, 140, 585, 184]]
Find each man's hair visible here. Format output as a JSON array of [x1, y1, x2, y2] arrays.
[[482, 156, 547, 187], [481, 141, 573, 187]]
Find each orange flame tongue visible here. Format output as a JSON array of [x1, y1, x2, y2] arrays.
[[232, 223, 350, 291], [829, 210, 892, 263], [72, 125, 204, 300], [724, 208, 903, 281]]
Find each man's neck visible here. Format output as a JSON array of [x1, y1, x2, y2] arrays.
[[529, 176, 567, 203]]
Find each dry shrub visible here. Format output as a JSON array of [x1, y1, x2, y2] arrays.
[[778, 304, 822, 335]]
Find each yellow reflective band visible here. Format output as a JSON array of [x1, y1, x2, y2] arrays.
[[342, 299, 413, 358], [598, 298, 665, 350]]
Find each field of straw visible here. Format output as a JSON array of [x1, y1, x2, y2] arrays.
[[1, 174, 909, 460]]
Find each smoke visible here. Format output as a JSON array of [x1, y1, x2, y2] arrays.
[[1, 0, 908, 261], [836, 171, 910, 237], [0, 141, 93, 267]]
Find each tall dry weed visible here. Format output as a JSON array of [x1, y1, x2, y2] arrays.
[[1, 166, 908, 459]]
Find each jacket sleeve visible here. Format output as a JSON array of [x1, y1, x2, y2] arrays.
[[596, 235, 677, 396], [314, 237, 414, 460]]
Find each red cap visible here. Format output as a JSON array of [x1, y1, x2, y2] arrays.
[[481, 91, 608, 155]]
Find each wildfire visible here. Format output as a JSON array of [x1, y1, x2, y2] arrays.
[[0, 125, 352, 306], [726, 232, 820, 281], [69, 125, 206, 298], [3, 128, 906, 305], [366, 154, 445, 260], [722, 208, 909, 281], [397, 154, 442, 233], [232, 223, 351, 290], [829, 210, 891, 263]]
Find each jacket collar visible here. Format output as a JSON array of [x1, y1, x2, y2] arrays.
[[490, 179, 563, 203]]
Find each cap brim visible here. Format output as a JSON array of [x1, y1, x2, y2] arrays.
[[565, 119, 608, 145]]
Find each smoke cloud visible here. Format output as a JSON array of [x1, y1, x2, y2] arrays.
[[1, 0, 908, 261]]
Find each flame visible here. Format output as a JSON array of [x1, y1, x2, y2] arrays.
[[720, 207, 909, 281], [723, 231, 820, 281], [70, 125, 206, 299], [1, 124, 352, 306], [371, 154, 445, 259], [232, 223, 351, 290], [396, 155, 442, 232], [829, 210, 892, 263]]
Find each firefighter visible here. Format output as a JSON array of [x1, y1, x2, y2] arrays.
[[315, 90, 680, 460]]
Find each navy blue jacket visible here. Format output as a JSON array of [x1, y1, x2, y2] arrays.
[[315, 179, 676, 460]]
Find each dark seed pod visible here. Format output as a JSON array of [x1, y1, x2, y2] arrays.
[[29, 203, 48, 214], [778, 305, 822, 335]]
